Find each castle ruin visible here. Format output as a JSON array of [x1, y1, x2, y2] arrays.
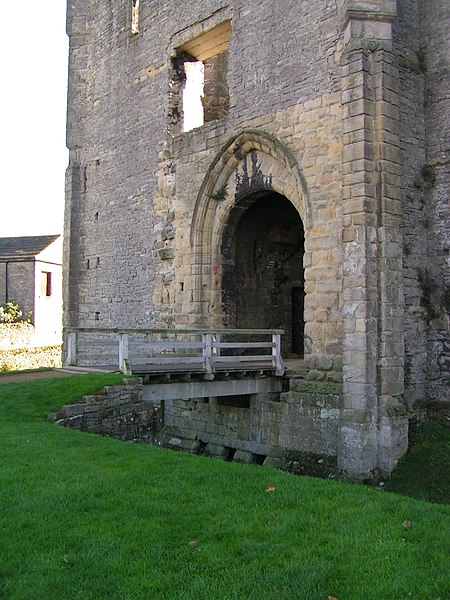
[[64, 0, 449, 477]]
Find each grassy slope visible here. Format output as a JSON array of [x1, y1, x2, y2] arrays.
[[0, 375, 449, 600], [384, 421, 450, 504]]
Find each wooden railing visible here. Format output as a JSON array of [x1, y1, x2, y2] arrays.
[[64, 328, 285, 377]]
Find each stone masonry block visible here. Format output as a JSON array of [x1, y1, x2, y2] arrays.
[[233, 450, 253, 463]]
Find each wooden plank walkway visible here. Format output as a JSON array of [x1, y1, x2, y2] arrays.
[[64, 327, 286, 378]]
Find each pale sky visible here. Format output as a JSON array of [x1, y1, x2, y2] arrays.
[[0, 3, 69, 238]]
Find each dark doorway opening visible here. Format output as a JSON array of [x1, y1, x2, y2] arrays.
[[291, 287, 304, 355], [221, 192, 305, 356]]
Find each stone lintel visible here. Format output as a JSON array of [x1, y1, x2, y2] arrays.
[[339, 0, 397, 28], [141, 377, 283, 402], [343, 22, 394, 50]]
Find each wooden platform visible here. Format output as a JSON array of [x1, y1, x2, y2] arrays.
[[132, 359, 277, 373], [65, 327, 286, 377], [61, 358, 305, 381]]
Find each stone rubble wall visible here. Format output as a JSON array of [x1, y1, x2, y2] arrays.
[[0, 346, 62, 372], [394, 0, 450, 409], [421, 0, 450, 405], [162, 379, 342, 476], [0, 323, 36, 349], [50, 378, 162, 444], [0, 263, 35, 324], [0, 323, 61, 371]]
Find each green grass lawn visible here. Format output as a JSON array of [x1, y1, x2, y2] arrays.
[[1, 375, 449, 600], [384, 421, 450, 504]]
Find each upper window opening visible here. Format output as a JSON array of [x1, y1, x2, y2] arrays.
[[131, 0, 140, 34], [171, 21, 231, 133], [183, 60, 205, 131], [41, 272, 52, 297]]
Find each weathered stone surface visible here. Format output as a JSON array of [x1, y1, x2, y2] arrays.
[[0, 344, 61, 371], [233, 450, 253, 463], [204, 443, 228, 458], [52, 378, 162, 443], [0, 323, 62, 370]]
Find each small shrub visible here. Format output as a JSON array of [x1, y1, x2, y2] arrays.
[[413, 177, 424, 190], [0, 300, 26, 324], [209, 183, 228, 201], [414, 164, 436, 193]]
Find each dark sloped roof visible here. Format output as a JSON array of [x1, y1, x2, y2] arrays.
[[0, 235, 60, 260]]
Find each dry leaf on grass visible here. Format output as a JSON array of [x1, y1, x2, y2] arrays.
[[402, 520, 411, 529], [265, 485, 276, 492]]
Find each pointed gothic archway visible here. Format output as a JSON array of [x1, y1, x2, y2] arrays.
[[189, 129, 309, 354], [221, 191, 305, 355]]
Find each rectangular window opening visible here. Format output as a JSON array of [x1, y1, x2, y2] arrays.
[[40, 272, 52, 297], [171, 20, 231, 133], [131, 0, 140, 34], [183, 59, 205, 131]]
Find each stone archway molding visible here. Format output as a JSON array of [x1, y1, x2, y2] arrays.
[[188, 128, 309, 324], [190, 128, 310, 248]]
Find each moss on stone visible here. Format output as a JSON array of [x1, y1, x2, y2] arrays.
[[291, 380, 343, 395]]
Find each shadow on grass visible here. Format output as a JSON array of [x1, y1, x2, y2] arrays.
[[384, 421, 450, 505]]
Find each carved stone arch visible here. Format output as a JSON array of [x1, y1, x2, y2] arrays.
[[191, 129, 309, 246], [189, 129, 309, 324]]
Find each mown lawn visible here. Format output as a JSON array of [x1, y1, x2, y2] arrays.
[[1, 375, 449, 600], [384, 421, 450, 504]]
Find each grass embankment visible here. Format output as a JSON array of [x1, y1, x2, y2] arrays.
[[384, 421, 450, 504], [1, 375, 449, 600]]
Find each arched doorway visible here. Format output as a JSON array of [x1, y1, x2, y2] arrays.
[[221, 191, 305, 356], [189, 129, 309, 354]]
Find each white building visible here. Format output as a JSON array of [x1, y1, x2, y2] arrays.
[[0, 235, 63, 346]]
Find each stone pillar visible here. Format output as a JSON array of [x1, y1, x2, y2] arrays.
[[421, 0, 450, 405], [63, 159, 82, 332], [63, 0, 90, 348], [203, 52, 230, 122], [338, 0, 408, 476], [371, 48, 408, 472]]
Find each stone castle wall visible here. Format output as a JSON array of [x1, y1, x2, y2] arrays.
[[162, 380, 343, 475], [394, 0, 450, 408], [65, 0, 343, 343], [421, 1, 450, 403]]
